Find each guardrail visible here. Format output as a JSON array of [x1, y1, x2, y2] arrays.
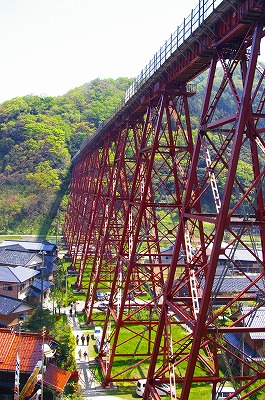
[[75, 0, 223, 158], [124, 0, 223, 102]]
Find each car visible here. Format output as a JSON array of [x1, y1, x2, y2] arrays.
[[136, 379, 171, 397], [95, 338, 110, 354], [95, 337, 101, 352], [95, 290, 105, 300], [93, 326, 103, 340], [127, 292, 134, 300], [211, 386, 239, 400], [98, 301, 109, 310]]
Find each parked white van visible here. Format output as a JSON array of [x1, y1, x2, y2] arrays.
[[212, 386, 239, 399], [136, 379, 171, 397], [93, 326, 103, 340]]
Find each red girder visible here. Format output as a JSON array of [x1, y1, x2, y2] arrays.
[[63, 0, 265, 398]]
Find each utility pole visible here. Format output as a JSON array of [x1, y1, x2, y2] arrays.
[[41, 326, 46, 400], [65, 267, 68, 306], [40, 251, 45, 310]]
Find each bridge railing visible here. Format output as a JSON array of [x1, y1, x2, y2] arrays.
[[76, 0, 223, 157], [124, 0, 222, 102]]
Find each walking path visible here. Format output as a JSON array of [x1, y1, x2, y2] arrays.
[[64, 301, 122, 399]]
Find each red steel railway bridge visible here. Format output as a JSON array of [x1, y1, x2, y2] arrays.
[[63, 0, 265, 398]]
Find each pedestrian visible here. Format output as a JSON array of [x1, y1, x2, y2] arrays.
[[76, 335, 79, 345], [86, 334, 90, 345], [83, 351, 88, 360], [81, 333, 85, 345], [78, 349, 82, 360], [69, 308, 72, 316]]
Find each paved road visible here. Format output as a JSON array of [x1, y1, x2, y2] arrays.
[[65, 301, 126, 399]]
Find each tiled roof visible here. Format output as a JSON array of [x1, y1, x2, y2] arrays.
[[0, 248, 38, 267], [219, 247, 263, 262], [0, 295, 23, 315], [0, 244, 26, 252], [215, 266, 232, 276], [26, 279, 53, 298], [0, 265, 39, 283], [213, 277, 256, 293], [0, 328, 70, 392], [31, 279, 53, 292], [0, 328, 43, 373], [201, 276, 264, 294], [1, 240, 57, 253], [242, 307, 265, 340], [44, 363, 71, 392], [45, 254, 58, 274], [224, 333, 257, 359], [26, 287, 41, 299]]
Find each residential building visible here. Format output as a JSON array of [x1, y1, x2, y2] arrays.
[[225, 306, 265, 374], [1, 240, 57, 256], [0, 328, 71, 399], [0, 266, 39, 300], [0, 295, 34, 327]]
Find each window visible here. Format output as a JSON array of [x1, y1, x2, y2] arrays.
[[3, 284, 12, 291], [19, 313, 28, 321]]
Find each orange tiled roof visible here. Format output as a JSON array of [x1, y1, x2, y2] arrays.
[[44, 363, 71, 392], [0, 328, 71, 393], [0, 328, 42, 373]]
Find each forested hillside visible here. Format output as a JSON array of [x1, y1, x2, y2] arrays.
[[0, 65, 262, 235], [0, 77, 133, 235]]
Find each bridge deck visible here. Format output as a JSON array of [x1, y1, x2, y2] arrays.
[[74, 0, 264, 160]]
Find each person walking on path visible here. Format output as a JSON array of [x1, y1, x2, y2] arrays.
[[83, 351, 88, 360], [74, 302, 77, 316], [78, 348, 82, 360], [81, 333, 85, 345], [76, 335, 79, 345], [86, 334, 90, 346]]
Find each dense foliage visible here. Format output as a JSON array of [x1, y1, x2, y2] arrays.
[[22, 308, 76, 371], [0, 64, 263, 235], [0, 77, 133, 235]]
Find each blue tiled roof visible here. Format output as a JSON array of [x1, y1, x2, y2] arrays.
[[0, 244, 26, 252], [0, 248, 38, 266], [219, 247, 263, 262], [31, 278, 53, 291], [242, 307, 265, 340], [45, 254, 58, 274], [26, 287, 41, 298], [0, 295, 23, 315], [224, 333, 257, 359], [1, 240, 57, 253], [0, 266, 39, 283], [201, 276, 264, 294]]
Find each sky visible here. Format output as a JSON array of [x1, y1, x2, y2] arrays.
[[0, 0, 264, 103]]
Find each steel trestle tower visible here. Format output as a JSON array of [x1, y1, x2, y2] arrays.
[[63, 0, 265, 398]]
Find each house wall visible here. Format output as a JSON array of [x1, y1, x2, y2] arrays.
[[0, 309, 33, 327], [0, 371, 44, 400], [19, 278, 36, 299], [0, 278, 34, 300], [245, 334, 264, 354], [0, 281, 19, 299]]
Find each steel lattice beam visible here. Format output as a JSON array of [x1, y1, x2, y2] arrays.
[[63, 0, 265, 398]]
